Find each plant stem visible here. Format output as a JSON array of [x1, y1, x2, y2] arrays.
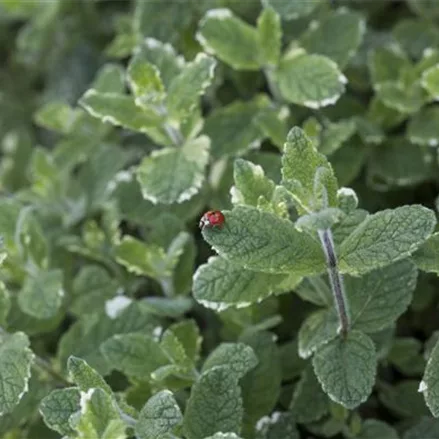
[[318, 228, 350, 337]]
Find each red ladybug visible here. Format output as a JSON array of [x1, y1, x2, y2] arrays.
[[199, 210, 225, 230]]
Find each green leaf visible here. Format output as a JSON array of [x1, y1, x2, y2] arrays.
[[388, 337, 425, 376], [204, 96, 269, 159], [312, 331, 377, 409], [201, 205, 325, 275], [357, 420, 398, 439], [193, 256, 291, 311], [17, 269, 64, 320], [134, 38, 184, 89], [300, 10, 365, 68], [290, 365, 329, 423], [413, 232, 439, 274], [367, 137, 433, 189], [282, 126, 338, 213], [202, 342, 258, 379], [167, 53, 216, 122], [34, 101, 79, 134], [167, 319, 201, 364], [232, 158, 275, 207], [295, 208, 345, 233], [58, 303, 159, 375], [127, 55, 164, 106], [92, 63, 126, 94], [0, 282, 10, 326], [204, 434, 243, 439], [257, 7, 281, 67], [183, 366, 243, 439], [197, 9, 261, 70], [407, 106, 439, 146], [135, 390, 183, 439], [319, 118, 357, 156], [255, 412, 299, 439], [422, 63, 439, 99], [240, 331, 281, 432], [160, 328, 193, 372], [403, 418, 439, 439], [339, 205, 436, 275], [376, 81, 426, 114], [79, 90, 164, 133], [0, 332, 34, 415], [67, 356, 112, 395], [262, 0, 321, 19], [276, 53, 346, 108], [39, 387, 81, 437], [71, 388, 125, 438], [100, 333, 168, 381], [136, 136, 209, 204], [420, 337, 439, 416], [368, 46, 410, 86], [254, 106, 290, 149], [346, 260, 418, 333], [298, 309, 339, 359]]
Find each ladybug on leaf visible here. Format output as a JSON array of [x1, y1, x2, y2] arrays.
[[199, 210, 225, 230]]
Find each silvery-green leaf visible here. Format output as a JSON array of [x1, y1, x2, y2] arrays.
[[167, 54, 216, 122], [0, 283, 10, 326], [202, 342, 258, 379], [339, 205, 436, 275], [422, 63, 439, 99], [368, 46, 410, 86], [420, 337, 439, 417], [255, 412, 299, 439], [357, 420, 398, 439], [136, 136, 209, 204], [262, 0, 321, 19], [34, 101, 80, 134], [197, 9, 261, 70], [413, 232, 439, 274], [257, 7, 281, 67], [67, 356, 112, 395], [346, 260, 418, 333], [276, 53, 346, 108], [312, 331, 376, 409], [0, 332, 34, 415], [281, 127, 338, 213], [296, 208, 345, 233], [298, 309, 339, 359], [300, 10, 365, 68], [407, 106, 439, 146], [17, 269, 64, 320], [135, 390, 183, 439], [202, 205, 325, 275], [183, 366, 243, 439], [193, 256, 287, 311], [376, 81, 426, 114], [100, 333, 168, 381], [403, 418, 439, 439]]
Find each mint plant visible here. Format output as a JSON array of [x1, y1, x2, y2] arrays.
[[2, 0, 439, 438]]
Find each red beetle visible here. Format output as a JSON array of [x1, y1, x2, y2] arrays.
[[199, 210, 225, 230]]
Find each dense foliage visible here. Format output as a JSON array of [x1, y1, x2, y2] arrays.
[[2, 0, 439, 438]]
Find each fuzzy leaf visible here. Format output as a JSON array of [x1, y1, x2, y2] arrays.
[[136, 136, 209, 204], [290, 365, 329, 423], [40, 387, 81, 436], [167, 54, 216, 121], [202, 342, 258, 379], [262, 0, 321, 19], [407, 106, 439, 146], [100, 333, 168, 381], [282, 127, 338, 213], [300, 10, 365, 68], [135, 390, 183, 439], [0, 332, 34, 415], [193, 256, 292, 311], [79, 90, 163, 132], [403, 418, 439, 439], [357, 420, 398, 439], [183, 366, 243, 439], [255, 412, 299, 439], [413, 232, 439, 274], [420, 337, 439, 417], [312, 331, 377, 409], [339, 205, 436, 275], [197, 9, 261, 70], [67, 356, 112, 395], [0, 283, 10, 326], [276, 54, 346, 108], [18, 269, 64, 320], [422, 63, 439, 99], [298, 309, 339, 359], [201, 205, 325, 275], [257, 7, 281, 66], [346, 260, 418, 333]]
